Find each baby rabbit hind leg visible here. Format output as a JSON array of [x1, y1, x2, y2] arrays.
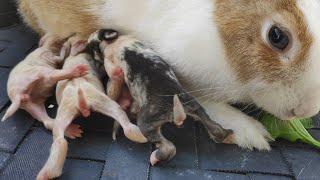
[[21, 101, 81, 139], [104, 64, 130, 141], [84, 85, 147, 143], [137, 114, 176, 166], [37, 102, 78, 180], [187, 107, 234, 143], [1, 73, 42, 121]]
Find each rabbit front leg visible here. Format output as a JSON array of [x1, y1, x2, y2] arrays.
[[201, 101, 273, 151], [47, 64, 89, 83]]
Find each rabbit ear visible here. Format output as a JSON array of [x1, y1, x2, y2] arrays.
[[39, 35, 48, 47], [70, 40, 87, 56], [60, 41, 71, 59]]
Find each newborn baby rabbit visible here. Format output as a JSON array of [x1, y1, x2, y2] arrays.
[[89, 30, 234, 165], [2, 34, 87, 139], [37, 41, 147, 180]]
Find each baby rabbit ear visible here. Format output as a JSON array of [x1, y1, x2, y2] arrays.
[[39, 35, 47, 47], [173, 95, 187, 127], [98, 29, 119, 41], [60, 41, 71, 59]]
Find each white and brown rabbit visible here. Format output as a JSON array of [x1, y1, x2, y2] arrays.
[[17, 0, 320, 150]]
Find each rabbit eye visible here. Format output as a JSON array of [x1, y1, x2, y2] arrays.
[[268, 26, 290, 51]]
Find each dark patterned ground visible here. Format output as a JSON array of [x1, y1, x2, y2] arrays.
[[0, 24, 319, 180]]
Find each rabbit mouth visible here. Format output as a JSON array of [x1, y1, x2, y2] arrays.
[[292, 103, 320, 120], [278, 107, 319, 121], [276, 110, 296, 121]]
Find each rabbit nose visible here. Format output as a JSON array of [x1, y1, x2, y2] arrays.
[[293, 107, 303, 117], [281, 109, 296, 121], [293, 105, 319, 119]]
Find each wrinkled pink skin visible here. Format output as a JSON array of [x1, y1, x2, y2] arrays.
[[104, 63, 133, 141], [37, 40, 147, 180], [102, 63, 135, 141], [2, 35, 88, 139]]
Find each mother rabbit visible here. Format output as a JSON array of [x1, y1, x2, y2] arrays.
[[18, 0, 320, 150]]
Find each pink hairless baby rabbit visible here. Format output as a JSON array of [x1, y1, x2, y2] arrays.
[[2, 34, 89, 139], [37, 38, 147, 180]]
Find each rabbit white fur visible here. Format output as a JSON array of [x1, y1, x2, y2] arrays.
[[17, 0, 320, 150]]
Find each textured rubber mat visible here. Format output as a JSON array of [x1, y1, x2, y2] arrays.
[[0, 0, 19, 27], [0, 128, 52, 179], [67, 131, 112, 161], [282, 147, 320, 179], [0, 24, 38, 67], [60, 159, 104, 180], [197, 125, 290, 174], [150, 167, 249, 180], [0, 68, 10, 110], [0, 152, 10, 171], [160, 120, 198, 169], [0, 109, 34, 153], [101, 135, 151, 180]]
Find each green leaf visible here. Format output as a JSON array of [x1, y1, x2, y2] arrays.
[[260, 113, 320, 148], [300, 118, 314, 129]]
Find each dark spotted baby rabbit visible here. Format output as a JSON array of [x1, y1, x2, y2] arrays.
[[88, 29, 234, 165]]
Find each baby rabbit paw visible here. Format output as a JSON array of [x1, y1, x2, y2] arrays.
[[123, 124, 148, 143], [72, 64, 89, 77], [65, 124, 83, 139]]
